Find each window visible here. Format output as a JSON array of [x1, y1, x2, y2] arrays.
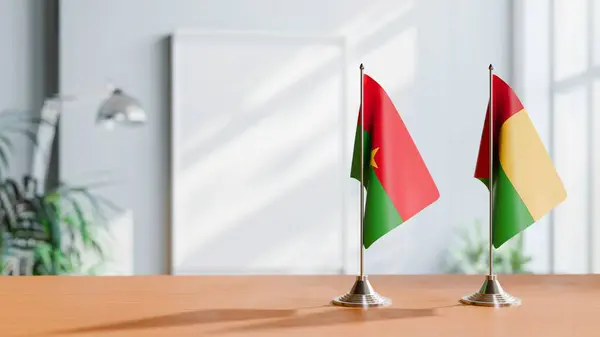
[[515, 0, 600, 274]]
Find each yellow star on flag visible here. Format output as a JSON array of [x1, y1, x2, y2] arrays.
[[370, 147, 379, 168]]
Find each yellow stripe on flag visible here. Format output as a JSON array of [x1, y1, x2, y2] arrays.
[[498, 109, 567, 220]]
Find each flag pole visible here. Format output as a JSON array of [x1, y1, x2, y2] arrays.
[[488, 64, 494, 278], [459, 64, 521, 307], [331, 63, 390, 308], [359, 63, 365, 278]]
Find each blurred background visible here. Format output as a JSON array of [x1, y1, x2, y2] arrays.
[[0, 0, 595, 276]]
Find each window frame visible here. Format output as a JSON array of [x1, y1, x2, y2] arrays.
[[513, 0, 599, 274]]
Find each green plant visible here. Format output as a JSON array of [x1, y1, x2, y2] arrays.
[[0, 109, 121, 275], [444, 219, 532, 274], [0, 178, 121, 276], [41, 182, 120, 275]]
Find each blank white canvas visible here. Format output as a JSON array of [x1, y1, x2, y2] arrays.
[[170, 31, 348, 275]]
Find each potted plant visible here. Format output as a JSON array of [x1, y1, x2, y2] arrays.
[[444, 219, 533, 274], [0, 109, 120, 275]]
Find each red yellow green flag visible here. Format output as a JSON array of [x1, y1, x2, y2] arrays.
[[351, 74, 439, 248], [475, 74, 567, 248]]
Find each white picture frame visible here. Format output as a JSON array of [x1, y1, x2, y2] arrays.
[[169, 30, 352, 275]]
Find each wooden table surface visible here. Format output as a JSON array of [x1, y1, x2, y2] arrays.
[[1, 275, 599, 337]]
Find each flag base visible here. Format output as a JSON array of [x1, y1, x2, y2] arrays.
[[331, 275, 391, 308], [460, 275, 521, 307]]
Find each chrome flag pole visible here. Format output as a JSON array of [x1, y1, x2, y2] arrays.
[[460, 64, 521, 307], [331, 64, 390, 308]]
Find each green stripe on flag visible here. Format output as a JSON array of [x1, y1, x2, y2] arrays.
[[350, 127, 404, 248], [351, 127, 371, 186], [363, 168, 404, 248], [492, 163, 535, 248]]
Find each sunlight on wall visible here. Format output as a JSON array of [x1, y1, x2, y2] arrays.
[[515, 0, 553, 274], [242, 44, 343, 111], [248, 212, 342, 272], [336, 0, 414, 46], [179, 114, 234, 162], [595, 4, 600, 66], [518, 0, 600, 274], [553, 0, 587, 81], [169, 0, 511, 275], [178, 78, 342, 259], [172, 34, 346, 274], [58, 0, 515, 275], [179, 43, 343, 157], [553, 88, 589, 273], [362, 27, 417, 97], [593, 81, 600, 272]]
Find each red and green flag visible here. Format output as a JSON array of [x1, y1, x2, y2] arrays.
[[475, 74, 567, 248], [351, 74, 439, 249]]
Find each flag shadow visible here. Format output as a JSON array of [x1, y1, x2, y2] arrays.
[[51, 308, 298, 335], [214, 307, 436, 334]]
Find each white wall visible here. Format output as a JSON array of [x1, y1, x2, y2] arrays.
[[0, 0, 46, 178], [514, 0, 600, 275], [513, 0, 553, 274], [59, 0, 512, 275]]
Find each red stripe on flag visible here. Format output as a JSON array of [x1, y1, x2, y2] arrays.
[[474, 74, 525, 180], [362, 75, 439, 220]]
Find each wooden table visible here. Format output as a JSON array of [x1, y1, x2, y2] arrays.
[[1, 275, 599, 337]]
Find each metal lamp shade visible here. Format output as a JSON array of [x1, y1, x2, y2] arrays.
[[96, 89, 146, 128]]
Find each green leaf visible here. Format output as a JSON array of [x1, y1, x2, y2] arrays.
[[0, 176, 115, 276], [50, 250, 71, 274], [51, 180, 116, 194], [88, 237, 106, 260], [66, 247, 82, 272], [0, 143, 9, 173], [62, 216, 78, 249], [0, 135, 13, 152], [35, 243, 53, 272], [0, 127, 38, 147], [0, 137, 13, 177], [40, 200, 62, 250], [70, 199, 90, 246], [46, 183, 121, 224]]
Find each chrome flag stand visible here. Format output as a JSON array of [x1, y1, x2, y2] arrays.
[[459, 64, 521, 307], [331, 64, 390, 308]]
